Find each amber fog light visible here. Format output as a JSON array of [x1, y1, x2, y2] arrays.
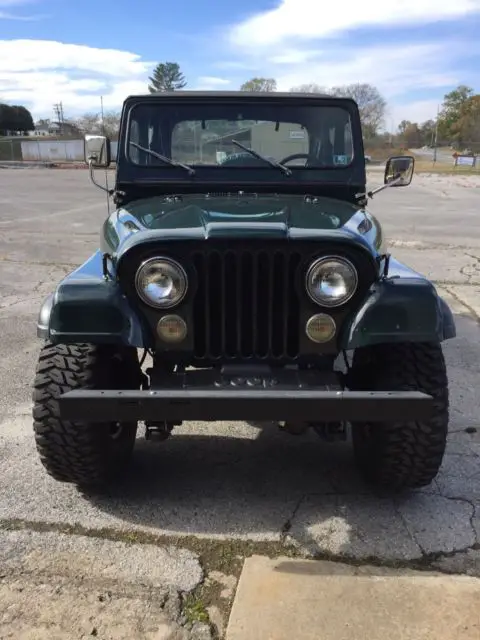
[[305, 314, 336, 343], [157, 315, 188, 343]]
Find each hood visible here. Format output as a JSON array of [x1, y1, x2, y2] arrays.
[[103, 193, 383, 257]]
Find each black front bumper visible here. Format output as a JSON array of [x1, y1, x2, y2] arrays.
[[59, 388, 434, 422], [58, 368, 434, 423]]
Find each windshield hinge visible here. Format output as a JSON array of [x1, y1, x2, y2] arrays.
[[376, 253, 391, 278], [102, 253, 115, 281], [112, 190, 126, 206]]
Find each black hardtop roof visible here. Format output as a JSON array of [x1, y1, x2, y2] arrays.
[[124, 90, 357, 106]]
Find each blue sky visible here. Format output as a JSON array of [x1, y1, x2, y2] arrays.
[[1, 0, 479, 128]]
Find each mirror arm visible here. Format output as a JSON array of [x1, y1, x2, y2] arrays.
[[367, 174, 404, 199], [88, 160, 111, 195]]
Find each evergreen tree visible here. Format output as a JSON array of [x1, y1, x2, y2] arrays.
[[148, 62, 187, 93]]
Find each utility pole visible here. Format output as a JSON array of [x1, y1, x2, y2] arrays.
[[433, 104, 440, 164], [53, 102, 65, 136], [100, 95, 105, 135], [99, 96, 110, 216]]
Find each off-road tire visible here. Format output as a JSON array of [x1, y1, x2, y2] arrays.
[[33, 342, 141, 488], [349, 341, 449, 490]]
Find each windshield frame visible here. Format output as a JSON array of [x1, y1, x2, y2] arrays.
[[115, 92, 366, 192]]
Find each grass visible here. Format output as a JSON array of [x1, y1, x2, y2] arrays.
[[183, 594, 211, 625], [413, 159, 480, 174]]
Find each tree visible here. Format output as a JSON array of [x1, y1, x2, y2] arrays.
[[396, 119, 437, 148], [330, 83, 387, 138], [437, 85, 474, 142], [74, 113, 100, 134], [449, 94, 480, 151], [240, 77, 277, 92], [73, 111, 121, 138], [403, 122, 422, 148], [397, 120, 411, 136], [436, 86, 480, 148], [289, 83, 326, 94], [148, 62, 187, 93], [420, 119, 436, 147], [102, 111, 121, 138], [0, 103, 34, 134]]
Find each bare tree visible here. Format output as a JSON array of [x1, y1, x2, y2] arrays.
[[329, 83, 387, 138], [240, 77, 277, 92], [74, 111, 121, 138], [101, 111, 121, 138], [289, 83, 327, 94], [74, 113, 101, 134]]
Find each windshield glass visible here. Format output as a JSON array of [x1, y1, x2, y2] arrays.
[[127, 102, 354, 172]]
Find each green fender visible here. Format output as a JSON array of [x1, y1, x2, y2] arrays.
[[342, 276, 456, 350], [36, 251, 148, 347]]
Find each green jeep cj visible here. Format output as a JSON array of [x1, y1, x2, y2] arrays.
[[33, 91, 455, 491]]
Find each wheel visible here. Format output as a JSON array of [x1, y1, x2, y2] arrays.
[[32, 342, 142, 489], [348, 342, 449, 490]]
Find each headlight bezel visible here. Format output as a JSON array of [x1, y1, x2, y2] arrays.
[[305, 255, 359, 308], [134, 256, 188, 309]]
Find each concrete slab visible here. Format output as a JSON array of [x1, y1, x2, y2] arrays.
[[0, 529, 203, 593], [0, 576, 192, 640], [0, 529, 204, 640], [226, 556, 480, 640]]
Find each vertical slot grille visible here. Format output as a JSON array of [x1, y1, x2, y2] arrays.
[[192, 249, 301, 360]]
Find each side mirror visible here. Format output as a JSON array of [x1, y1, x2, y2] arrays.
[[384, 155, 414, 186], [84, 134, 111, 168]]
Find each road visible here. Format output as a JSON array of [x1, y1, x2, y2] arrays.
[[0, 168, 479, 638], [410, 147, 455, 163]]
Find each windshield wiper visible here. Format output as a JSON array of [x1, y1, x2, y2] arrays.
[[231, 140, 292, 176], [129, 141, 195, 175]]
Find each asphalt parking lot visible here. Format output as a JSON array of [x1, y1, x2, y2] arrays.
[[0, 168, 479, 637]]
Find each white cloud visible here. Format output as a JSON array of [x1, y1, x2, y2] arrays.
[[229, 0, 480, 49], [193, 76, 231, 89], [0, 39, 153, 117], [389, 100, 440, 128], [0, 12, 44, 19], [273, 43, 459, 98], [0, 0, 43, 20], [220, 2, 479, 125], [220, 1, 480, 103]]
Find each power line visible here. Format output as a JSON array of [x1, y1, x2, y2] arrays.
[[53, 102, 65, 135]]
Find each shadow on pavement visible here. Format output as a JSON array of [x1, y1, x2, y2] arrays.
[[81, 423, 478, 560], [84, 426, 367, 535]]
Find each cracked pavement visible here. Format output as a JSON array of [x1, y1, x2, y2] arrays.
[[0, 169, 479, 636]]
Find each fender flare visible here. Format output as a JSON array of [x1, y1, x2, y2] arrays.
[[341, 278, 456, 350]]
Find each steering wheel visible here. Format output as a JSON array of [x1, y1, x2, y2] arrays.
[[279, 153, 310, 165]]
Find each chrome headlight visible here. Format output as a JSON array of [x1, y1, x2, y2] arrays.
[[135, 257, 188, 309], [306, 256, 358, 307]]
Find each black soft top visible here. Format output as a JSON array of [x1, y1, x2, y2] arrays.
[[125, 90, 355, 105]]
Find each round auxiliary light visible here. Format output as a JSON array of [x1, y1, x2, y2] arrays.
[[157, 315, 188, 343], [305, 314, 337, 344], [306, 256, 358, 307], [135, 257, 188, 309]]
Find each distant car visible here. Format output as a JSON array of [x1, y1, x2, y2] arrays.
[[33, 91, 454, 492], [365, 155, 372, 163]]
